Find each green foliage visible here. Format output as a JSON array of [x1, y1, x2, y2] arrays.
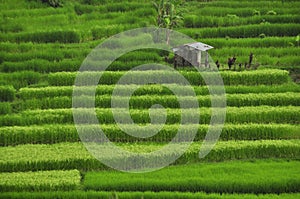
[[17, 84, 300, 100], [0, 124, 298, 146], [84, 161, 300, 193], [0, 170, 80, 192], [0, 106, 299, 127], [0, 102, 11, 115], [0, 0, 300, 196], [1, 192, 300, 199], [0, 141, 299, 172], [40, 0, 63, 8], [0, 86, 15, 101], [15, 92, 300, 111], [259, 33, 266, 38], [253, 9, 261, 16], [48, 69, 289, 86], [0, 71, 41, 89], [266, 10, 277, 15], [202, 37, 297, 48], [180, 24, 300, 38], [1, 59, 81, 73], [183, 15, 300, 28], [74, 4, 94, 15], [0, 30, 81, 43]]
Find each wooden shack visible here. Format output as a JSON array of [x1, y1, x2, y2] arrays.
[[172, 42, 213, 68]]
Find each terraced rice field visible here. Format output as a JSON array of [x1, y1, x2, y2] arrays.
[[0, 0, 299, 198]]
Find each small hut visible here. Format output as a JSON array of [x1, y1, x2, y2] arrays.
[[172, 42, 213, 68]]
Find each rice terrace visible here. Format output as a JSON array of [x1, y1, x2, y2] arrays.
[[0, 0, 300, 198]]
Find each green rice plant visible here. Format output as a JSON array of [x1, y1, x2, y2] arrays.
[[0, 85, 15, 101], [18, 86, 73, 99], [0, 22, 24, 33], [184, 15, 300, 28], [202, 37, 296, 48], [0, 123, 298, 146], [0, 140, 299, 172], [48, 69, 289, 86], [211, 47, 300, 57], [0, 41, 96, 54], [0, 106, 299, 126], [0, 170, 80, 192], [0, 71, 41, 89], [205, 1, 300, 9], [17, 84, 300, 100], [0, 102, 11, 115], [74, 4, 96, 15], [15, 92, 300, 111], [91, 25, 125, 40], [1, 50, 65, 62], [84, 160, 300, 194], [0, 30, 81, 43], [179, 23, 300, 38], [187, 7, 299, 17], [1, 59, 82, 73], [1, 191, 300, 199], [116, 50, 162, 62]]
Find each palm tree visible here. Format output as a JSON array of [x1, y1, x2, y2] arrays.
[[153, 0, 183, 44]]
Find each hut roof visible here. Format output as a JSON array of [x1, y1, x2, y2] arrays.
[[173, 42, 213, 52]]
